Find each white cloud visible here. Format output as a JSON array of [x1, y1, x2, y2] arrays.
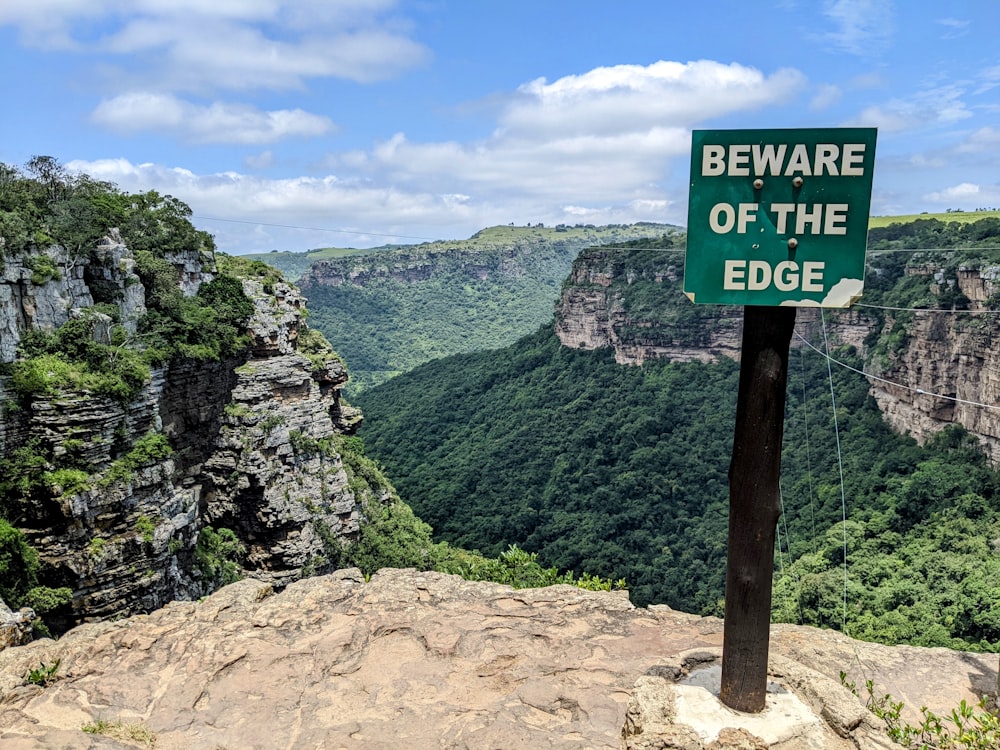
[[956, 127, 1000, 154], [91, 93, 335, 144], [502, 61, 806, 137], [244, 151, 275, 170], [820, 0, 895, 56], [63, 57, 812, 250], [925, 182, 980, 202], [317, 60, 806, 208], [819, 0, 895, 55], [810, 83, 842, 111], [849, 84, 972, 132], [0, 1, 428, 87]]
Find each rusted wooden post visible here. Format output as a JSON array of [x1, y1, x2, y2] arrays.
[[719, 304, 796, 712]]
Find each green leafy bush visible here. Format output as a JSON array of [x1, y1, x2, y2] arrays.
[[24, 659, 61, 687], [100, 432, 172, 487], [0, 519, 72, 618], [195, 526, 245, 587], [842, 672, 1000, 749]]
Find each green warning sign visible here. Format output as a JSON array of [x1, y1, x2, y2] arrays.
[[684, 127, 877, 307]]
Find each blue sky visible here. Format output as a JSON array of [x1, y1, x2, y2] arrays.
[[1, 0, 998, 254]]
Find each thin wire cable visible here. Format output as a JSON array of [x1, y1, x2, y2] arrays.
[[798, 347, 817, 539], [867, 245, 1000, 254], [855, 302, 1000, 315], [776, 484, 788, 577], [820, 309, 850, 631], [794, 332, 1000, 411]]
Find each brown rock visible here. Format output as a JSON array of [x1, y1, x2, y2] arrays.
[[1, 570, 993, 749]]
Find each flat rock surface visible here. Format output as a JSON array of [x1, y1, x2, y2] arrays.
[[0, 569, 995, 749]]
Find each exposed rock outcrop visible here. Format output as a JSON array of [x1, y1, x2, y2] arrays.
[[555, 249, 1000, 460], [0, 569, 993, 749], [0, 601, 34, 651], [554, 248, 743, 364], [0, 240, 364, 631], [868, 309, 1000, 462]]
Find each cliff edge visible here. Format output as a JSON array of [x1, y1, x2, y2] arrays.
[[0, 568, 995, 749]]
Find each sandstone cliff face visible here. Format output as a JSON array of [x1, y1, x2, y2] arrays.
[[555, 249, 1000, 460], [867, 264, 1000, 461], [555, 247, 742, 365], [0, 239, 364, 628]]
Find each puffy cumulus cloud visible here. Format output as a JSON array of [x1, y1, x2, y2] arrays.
[[1, 0, 428, 87], [67, 57, 811, 250], [63, 157, 490, 250], [355, 127, 692, 205], [102, 20, 427, 91], [61, 154, 686, 254], [928, 182, 980, 200], [91, 93, 335, 144], [339, 60, 806, 210], [922, 182, 1000, 206], [502, 61, 806, 138]]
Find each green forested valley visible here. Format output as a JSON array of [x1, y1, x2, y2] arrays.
[[291, 223, 678, 394], [356, 218, 1000, 652]]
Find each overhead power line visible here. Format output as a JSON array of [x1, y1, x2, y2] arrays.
[[855, 303, 1000, 314]]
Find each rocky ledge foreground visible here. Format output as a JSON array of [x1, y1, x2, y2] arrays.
[[0, 569, 995, 749]]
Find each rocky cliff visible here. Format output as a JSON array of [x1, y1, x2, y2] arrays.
[[866, 264, 1000, 461], [1, 568, 995, 749], [0, 234, 366, 631], [554, 243, 1000, 460]]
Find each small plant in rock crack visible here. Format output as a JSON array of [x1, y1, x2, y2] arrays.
[[24, 659, 60, 687]]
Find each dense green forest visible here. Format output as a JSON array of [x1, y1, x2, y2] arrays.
[[357, 219, 1000, 651]]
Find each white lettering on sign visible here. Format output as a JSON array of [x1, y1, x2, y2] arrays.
[[701, 143, 868, 177], [723, 260, 825, 292], [708, 202, 849, 236]]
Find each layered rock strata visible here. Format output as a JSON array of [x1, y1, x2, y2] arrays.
[[0, 240, 363, 629], [555, 249, 1000, 460]]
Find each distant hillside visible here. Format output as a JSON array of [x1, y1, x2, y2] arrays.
[[286, 223, 680, 394], [869, 209, 1000, 229]]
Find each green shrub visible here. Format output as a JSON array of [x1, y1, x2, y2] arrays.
[[842, 673, 1000, 749], [195, 527, 245, 587], [45, 468, 91, 496], [100, 432, 172, 487], [0, 518, 40, 605], [25, 255, 61, 285], [24, 659, 60, 687], [0, 519, 72, 618], [135, 515, 155, 544]]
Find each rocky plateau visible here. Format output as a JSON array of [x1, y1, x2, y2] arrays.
[[0, 568, 996, 750]]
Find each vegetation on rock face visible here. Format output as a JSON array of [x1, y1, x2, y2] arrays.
[[843, 672, 1000, 749], [194, 527, 245, 588], [0, 518, 72, 619], [0, 157, 633, 642], [357, 219, 1000, 651]]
